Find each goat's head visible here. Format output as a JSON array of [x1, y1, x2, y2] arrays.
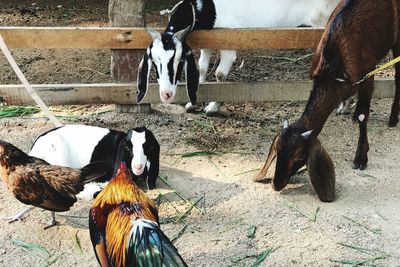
[[254, 120, 314, 191], [137, 26, 198, 105], [126, 127, 159, 178], [112, 127, 160, 190]]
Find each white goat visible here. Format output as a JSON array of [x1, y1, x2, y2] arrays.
[[29, 125, 160, 199], [138, 0, 340, 115]]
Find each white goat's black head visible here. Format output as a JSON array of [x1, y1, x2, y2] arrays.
[[115, 127, 160, 189], [137, 26, 199, 105]]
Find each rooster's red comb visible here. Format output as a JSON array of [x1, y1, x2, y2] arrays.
[[119, 161, 127, 170], [116, 161, 128, 176]]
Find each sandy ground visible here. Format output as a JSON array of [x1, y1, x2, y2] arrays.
[[0, 100, 399, 267], [1, 0, 400, 266]]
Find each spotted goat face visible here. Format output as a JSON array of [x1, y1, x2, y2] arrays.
[[137, 27, 199, 105]]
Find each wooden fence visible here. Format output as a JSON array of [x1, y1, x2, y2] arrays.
[[0, 27, 395, 105]]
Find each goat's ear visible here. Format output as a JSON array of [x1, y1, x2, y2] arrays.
[[253, 132, 280, 182], [173, 26, 191, 41], [146, 29, 161, 41], [137, 48, 152, 103], [306, 138, 335, 202], [145, 130, 160, 190], [185, 48, 199, 105]]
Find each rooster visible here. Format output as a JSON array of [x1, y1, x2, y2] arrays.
[[89, 162, 187, 267], [0, 140, 110, 229]]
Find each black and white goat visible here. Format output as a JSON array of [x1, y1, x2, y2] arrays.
[[29, 125, 160, 199], [138, 0, 340, 115]]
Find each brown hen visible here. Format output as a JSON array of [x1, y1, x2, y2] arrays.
[[0, 140, 110, 228]]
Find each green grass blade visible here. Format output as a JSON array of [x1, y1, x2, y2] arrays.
[[342, 215, 382, 234], [208, 158, 227, 179], [170, 224, 188, 243], [356, 172, 376, 179], [230, 254, 258, 264], [330, 254, 389, 266], [158, 176, 201, 214], [166, 151, 219, 158], [175, 196, 203, 221], [74, 232, 83, 254], [284, 202, 319, 222], [234, 168, 259, 176], [247, 225, 257, 239], [338, 243, 379, 256], [0, 106, 40, 118], [42, 255, 61, 267], [251, 248, 274, 267], [11, 239, 50, 257]]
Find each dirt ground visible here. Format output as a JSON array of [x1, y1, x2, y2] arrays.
[[1, 1, 400, 267]]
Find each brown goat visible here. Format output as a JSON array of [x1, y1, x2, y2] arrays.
[[254, 0, 400, 201]]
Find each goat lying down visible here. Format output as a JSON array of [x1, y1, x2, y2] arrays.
[[138, 0, 339, 115], [29, 125, 160, 199], [254, 0, 400, 201]]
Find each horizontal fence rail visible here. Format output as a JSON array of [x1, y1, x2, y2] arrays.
[[0, 79, 394, 106], [0, 27, 324, 49], [0, 27, 395, 107]]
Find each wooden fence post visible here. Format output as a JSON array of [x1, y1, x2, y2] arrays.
[[109, 0, 151, 113]]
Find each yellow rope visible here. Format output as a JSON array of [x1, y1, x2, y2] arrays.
[[366, 55, 400, 78], [354, 55, 400, 85]]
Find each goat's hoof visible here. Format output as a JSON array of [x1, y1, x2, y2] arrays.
[[317, 193, 335, 203], [215, 72, 227, 82], [205, 111, 218, 117], [252, 172, 266, 182], [204, 102, 220, 116], [388, 116, 398, 127], [336, 109, 351, 115], [352, 160, 368, 170], [185, 102, 197, 113]]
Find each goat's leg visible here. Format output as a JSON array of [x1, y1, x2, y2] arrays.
[[336, 95, 356, 115], [389, 49, 400, 126], [199, 49, 212, 83], [203, 50, 237, 116], [352, 78, 374, 170], [187, 49, 211, 113], [215, 50, 237, 81]]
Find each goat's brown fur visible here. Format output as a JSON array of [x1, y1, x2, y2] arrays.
[[255, 0, 400, 200], [307, 138, 335, 202]]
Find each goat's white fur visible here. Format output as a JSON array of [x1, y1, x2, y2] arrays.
[[29, 125, 110, 168], [130, 131, 147, 176], [199, 0, 339, 114], [29, 125, 149, 200], [149, 28, 188, 104]]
